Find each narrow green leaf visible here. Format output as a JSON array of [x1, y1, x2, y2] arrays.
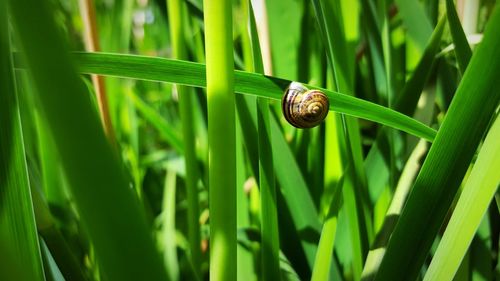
[[311, 1, 371, 277], [46, 52, 437, 142], [311, 172, 344, 281], [162, 171, 179, 281], [446, 0, 473, 74], [375, 5, 500, 280], [248, 2, 281, 280], [167, 0, 202, 274], [129, 92, 184, 153], [270, 114, 320, 268]]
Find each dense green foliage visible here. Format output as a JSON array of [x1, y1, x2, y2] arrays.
[[1, 0, 499, 281]]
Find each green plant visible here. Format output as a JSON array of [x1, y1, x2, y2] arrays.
[[1, 0, 499, 280]]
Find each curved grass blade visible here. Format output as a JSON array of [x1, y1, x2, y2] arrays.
[[374, 5, 500, 281], [23, 52, 439, 141]]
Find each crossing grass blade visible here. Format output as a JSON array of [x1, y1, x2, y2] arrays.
[[374, 5, 500, 280], [14, 51, 437, 141]]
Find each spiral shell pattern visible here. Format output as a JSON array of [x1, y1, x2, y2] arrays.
[[282, 82, 329, 128]]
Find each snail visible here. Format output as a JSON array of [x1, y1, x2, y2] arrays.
[[282, 82, 330, 128]]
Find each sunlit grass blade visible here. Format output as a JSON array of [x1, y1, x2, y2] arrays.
[[311, 172, 344, 281], [374, 5, 500, 280], [167, 0, 202, 275], [311, 0, 371, 277], [0, 2, 44, 280], [161, 170, 179, 281], [7, 0, 168, 280], [203, 0, 236, 280], [423, 114, 500, 281], [362, 140, 429, 280], [47, 52, 438, 143]]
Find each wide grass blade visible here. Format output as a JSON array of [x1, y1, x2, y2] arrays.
[[374, 5, 500, 280], [423, 114, 500, 281], [0, 2, 45, 280], [7, 0, 168, 280]]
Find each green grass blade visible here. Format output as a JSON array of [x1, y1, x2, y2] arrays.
[[236, 114, 256, 281], [311, 1, 372, 277], [364, 15, 446, 203], [7, 0, 168, 280], [257, 98, 280, 281], [423, 114, 500, 281], [394, 0, 433, 51], [167, 0, 202, 275], [446, 0, 473, 74], [162, 171, 179, 281], [374, 5, 500, 280], [311, 173, 343, 281], [247, 2, 281, 280], [0, 2, 45, 280], [129, 92, 184, 153], [270, 114, 321, 268], [266, 0, 302, 80], [394, 16, 446, 116], [51, 52, 437, 141], [203, 0, 236, 280], [362, 140, 429, 280]]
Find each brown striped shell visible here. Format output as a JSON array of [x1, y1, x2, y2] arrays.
[[282, 82, 329, 128]]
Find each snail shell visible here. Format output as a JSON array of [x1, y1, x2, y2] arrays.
[[282, 82, 330, 128]]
